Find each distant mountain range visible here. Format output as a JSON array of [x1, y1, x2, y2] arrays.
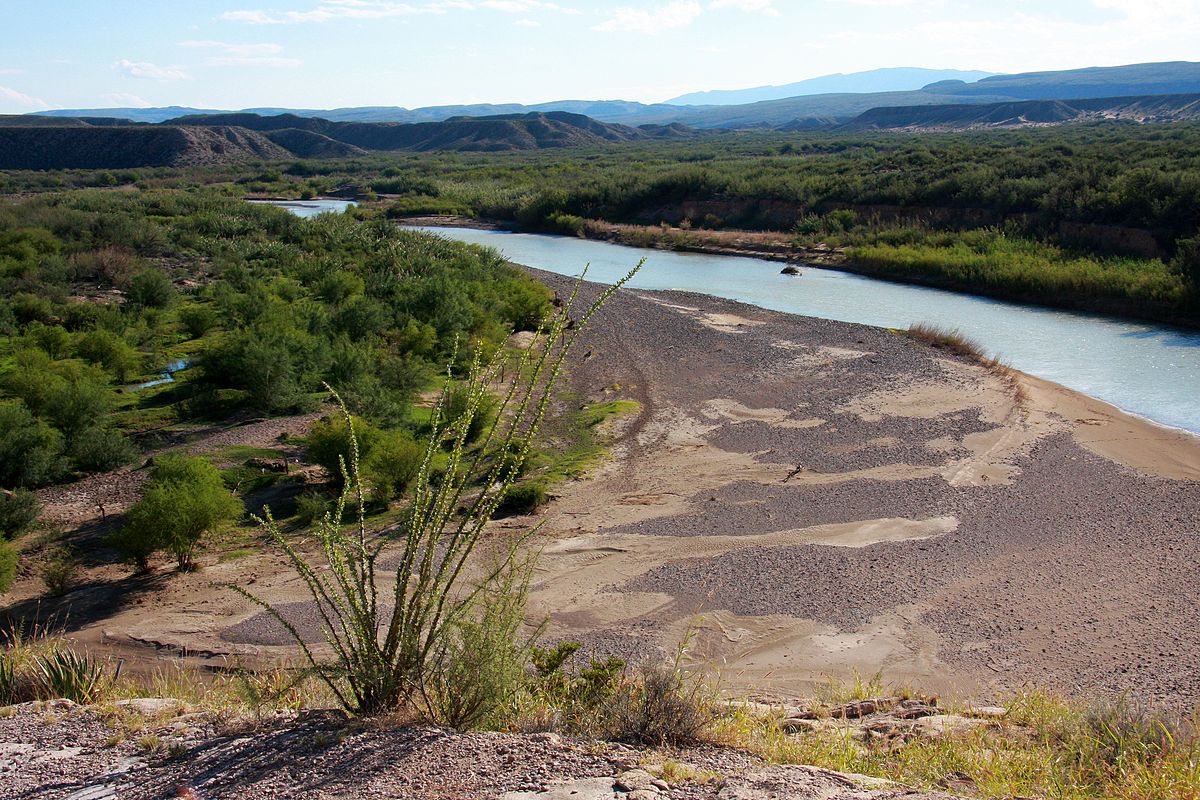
[[30, 61, 1200, 130], [664, 68, 997, 106], [0, 111, 698, 169]]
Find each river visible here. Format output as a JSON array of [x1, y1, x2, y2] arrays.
[[257, 199, 1200, 434], [415, 227, 1200, 435]]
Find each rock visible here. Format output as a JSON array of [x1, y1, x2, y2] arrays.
[[780, 266, 801, 276], [500, 777, 617, 800], [717, 764, 957, 799], [615, 769, 659, 792], [114, 698, 183, 716], [912, 714, 992, 740], [245, 457, 286, 472], [965, 705, 1007, 719], [627, 792, 660, 800]]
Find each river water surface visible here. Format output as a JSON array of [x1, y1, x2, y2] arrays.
[[259, 199, 1200, 434], [415, 226, 1200, 435]]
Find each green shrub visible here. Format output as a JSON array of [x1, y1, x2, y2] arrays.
[[126, 270, 176, 309], [32, 649, 106, 703], [24, 323, 73, 360], [0, 404, 67, 489], [178, 304, 217, 339], [0, 490, 40, 540], [293, 491, 329, 526], [496, 483, 547, 517], [364, 430, 423, 501], [112, 455, 242, 571], [229, 265, 638, 717], [69, 427, 137, 472], [0, 541, 18, 593], [306, 414, 382, 484], [42, 375, 111, 442], [74, 329, 141, 381], [40, 546, 78, 596], [443, 383, 497, 445]]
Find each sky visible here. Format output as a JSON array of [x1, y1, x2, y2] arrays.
[[1, 0, 1199, 113]]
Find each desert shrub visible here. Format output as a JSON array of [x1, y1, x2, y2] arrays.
[[443, 383, 497, 444], [75, 329, 140, 381], [229, 265, 639, 716], [603, 661, 717, 745], [906, 323, 988, 362], [112, 455, 242, 571], [496, 483, 547, 517], [0, 490, 40, 540], [41, 375, 111, 442], [294, 491, 329, 526], [306, 414, 383, 484], [0, 541, 18, 593], [126, 270, 175, 309], [11, 293, 53, 325], [423, 559, 535, 729], [24, 322, 73, 360], [0, 404, 67, 488], [364, 430, 424, 502], [40, 545, 78, 596], [526, 641, 625, 732], [178, 304, 218, 339], [69, 426, 137, 472]]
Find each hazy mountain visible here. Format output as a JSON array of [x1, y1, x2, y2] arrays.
[[0, 111, 701, 169], [923, 61, 1200, 100], [26, 61, 1200, 131], [665, 68, 997, 106], [0, 125, 290, 169], [843, 92, 1200, 131]]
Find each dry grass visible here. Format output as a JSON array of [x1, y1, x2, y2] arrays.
[[906, 323, 1029, 411]]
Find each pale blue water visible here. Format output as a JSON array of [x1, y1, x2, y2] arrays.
[[250, 198, 355, 218], [410, 227, 1200, 435], [132, 359, 190, 391]]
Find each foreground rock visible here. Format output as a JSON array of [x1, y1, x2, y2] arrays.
[[1, 702, 967, 800]]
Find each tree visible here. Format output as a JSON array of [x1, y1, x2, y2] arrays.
[[0, 404, 67, 488], [126, 270, 176, 309], [112, 455, 241, 571]]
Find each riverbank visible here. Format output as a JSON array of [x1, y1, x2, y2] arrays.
[[519, 271, 1200, 706], [394, 214, 1199, 329]]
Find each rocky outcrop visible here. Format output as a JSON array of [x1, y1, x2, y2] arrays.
[[0, 125, 290, 169]]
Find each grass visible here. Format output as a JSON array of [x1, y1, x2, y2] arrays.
[[905, 323, 989, 362], [528, 398, 641, 487]]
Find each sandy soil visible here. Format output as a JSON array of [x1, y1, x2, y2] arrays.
[[5, 273, 1199, 708]]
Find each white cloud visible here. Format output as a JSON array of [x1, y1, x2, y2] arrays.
[[515, 17, 541, 26], [179, 40, 302, 67], [0, 68, 24, 75], [593, 1, 702, 33], [101, 92, 153, 108], [0, 84, 50, 110], [710, 0, 778, 15], [220, 0, 573, 24], [117, 59, 190, 81]]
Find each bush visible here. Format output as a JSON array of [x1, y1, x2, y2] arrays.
[[25, 323, 73, 360], [126, 270, 176, 309], [603, 661, 717, 746], [75, 329, 141, 381], [364, 430, 424, 501], [496, 483, 547, 517], [42, 375, 112, 442], [0, 490, 40, 540], [0, 541, 18, 593], [306, 414, 382, 484], [69, 426, 137, 472], [178, 304, 218, 339], [32, 649, 106, 703], [0, 404, 67, 488], [293, 491, 329, 526], [40, 546, 78, 596], [229, 265, 637, 716], [112, 455, 242, 571]]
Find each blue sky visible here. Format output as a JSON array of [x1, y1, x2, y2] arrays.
[[1, 0, 1198, 112]]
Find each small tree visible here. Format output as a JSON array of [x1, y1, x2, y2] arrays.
[[112, 455, 241, 571]]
